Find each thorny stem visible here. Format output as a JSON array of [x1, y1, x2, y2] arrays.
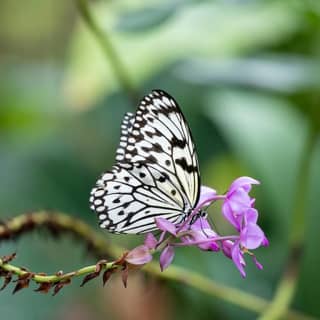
[[0, 258, 116, 284], [0, 212, 315, 319], [75, 0, 138, 104]]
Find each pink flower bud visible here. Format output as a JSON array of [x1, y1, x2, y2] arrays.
[[125, 245, 153, 265], [159, 245, 175, 271]]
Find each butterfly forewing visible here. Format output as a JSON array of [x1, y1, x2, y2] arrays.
[[115, 112, 135, 162], [90, 90, 200, 234], [119, 90, 200, 207]]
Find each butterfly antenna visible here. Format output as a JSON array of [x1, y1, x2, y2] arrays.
[[197, 209, 212, 238], [207, 212, 221, 235]]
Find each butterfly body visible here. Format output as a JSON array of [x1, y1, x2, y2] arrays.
[[90, 90, 200, 234]]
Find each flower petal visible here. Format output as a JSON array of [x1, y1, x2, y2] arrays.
[[183, 217, 220, 251], [190, 216, 214, 231], [125, 245, 153, 265], [231, 242, 246, 278], [262, 236, 269, 247], [159, 245, 175, 271], [144, 233, 158, 249], [228, 176, 260, 195], [198, 186, 217, 206], [155, 217, 176, 236], [240, 223, 265, 250], [222, 202, 241, 230], [222, 240, 233, 259], [244, 208, 258, 225], [252, 256, 263, 270], [228, 189, 252, 210]]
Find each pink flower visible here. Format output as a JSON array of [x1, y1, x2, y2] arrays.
[[125, 245, 153, 265], [160, 245, 175, 271], [231, 241, 246, 278], [240, 221, 265, 250], [222, 177, 260, 231], [197, 186, 217, 207], [144, 233, 158, 249], [137, 176, 268, 278], [222, 208, 268, 277], [182, 217, 219, 251], [155, 217, 177, 236]]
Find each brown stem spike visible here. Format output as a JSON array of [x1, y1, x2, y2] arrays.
[[80, 272, 101, 287], [102, 269, 113, 286], [53, 279, 71, 296], [34, 282, 52, 294], [1, 271, 13, 291], [121, 264, 129, 288], [12, 272, 33, 294]]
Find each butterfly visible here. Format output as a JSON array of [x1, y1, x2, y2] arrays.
[[89, 90, 200, 234]]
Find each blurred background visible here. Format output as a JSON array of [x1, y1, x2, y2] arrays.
[[1, 0, 320, 319]]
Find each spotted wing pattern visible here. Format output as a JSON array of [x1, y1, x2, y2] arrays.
[[90, 162, 186, 234], [90, 90, 200, 234], [115, 112, 134, 162]]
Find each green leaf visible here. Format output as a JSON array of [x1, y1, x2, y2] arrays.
[[64, 1, 302, 109], [294, 138, 320, 317], [115, 3, 177, 33], [174, 56, 320, 93], [206, 90, 309, 238]]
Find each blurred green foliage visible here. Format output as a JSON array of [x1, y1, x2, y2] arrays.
[[0, 0, 320, 319]]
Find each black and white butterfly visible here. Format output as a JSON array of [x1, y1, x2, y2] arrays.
[[89, 90, 200, 234]]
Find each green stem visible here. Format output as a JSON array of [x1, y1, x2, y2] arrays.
[[258, 272, 297, 320], [150, 263, 315, 320], [0, 258, 115, 284], [75, 0, 138, 104], [258, 129, 318, 320]]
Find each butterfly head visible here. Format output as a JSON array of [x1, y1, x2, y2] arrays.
[[190, 210, 207, 225]]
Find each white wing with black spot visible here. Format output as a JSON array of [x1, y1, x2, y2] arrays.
[[90, 162, 186, 234], [89, 90, 200, 234]]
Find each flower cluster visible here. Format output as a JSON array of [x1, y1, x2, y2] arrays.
[[125, 177, 268, 277]]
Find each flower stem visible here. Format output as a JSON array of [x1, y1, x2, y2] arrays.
[[258, 129, 318, 320], [257, 252, 300, 320], [75, 0, 138, 104], [145, 263, 315, 320], [173, 235, 238, 247]]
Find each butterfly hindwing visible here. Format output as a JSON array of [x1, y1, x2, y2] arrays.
[[90, 90, 200, 234], [90, 162, 186, 234]]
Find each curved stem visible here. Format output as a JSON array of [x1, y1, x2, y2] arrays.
[[150, 263, 315, 320], [0, 211, 117, 258], [257, 261, 299, 320], [75, 0, 138, 104], [258, 129, 318, 320]]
